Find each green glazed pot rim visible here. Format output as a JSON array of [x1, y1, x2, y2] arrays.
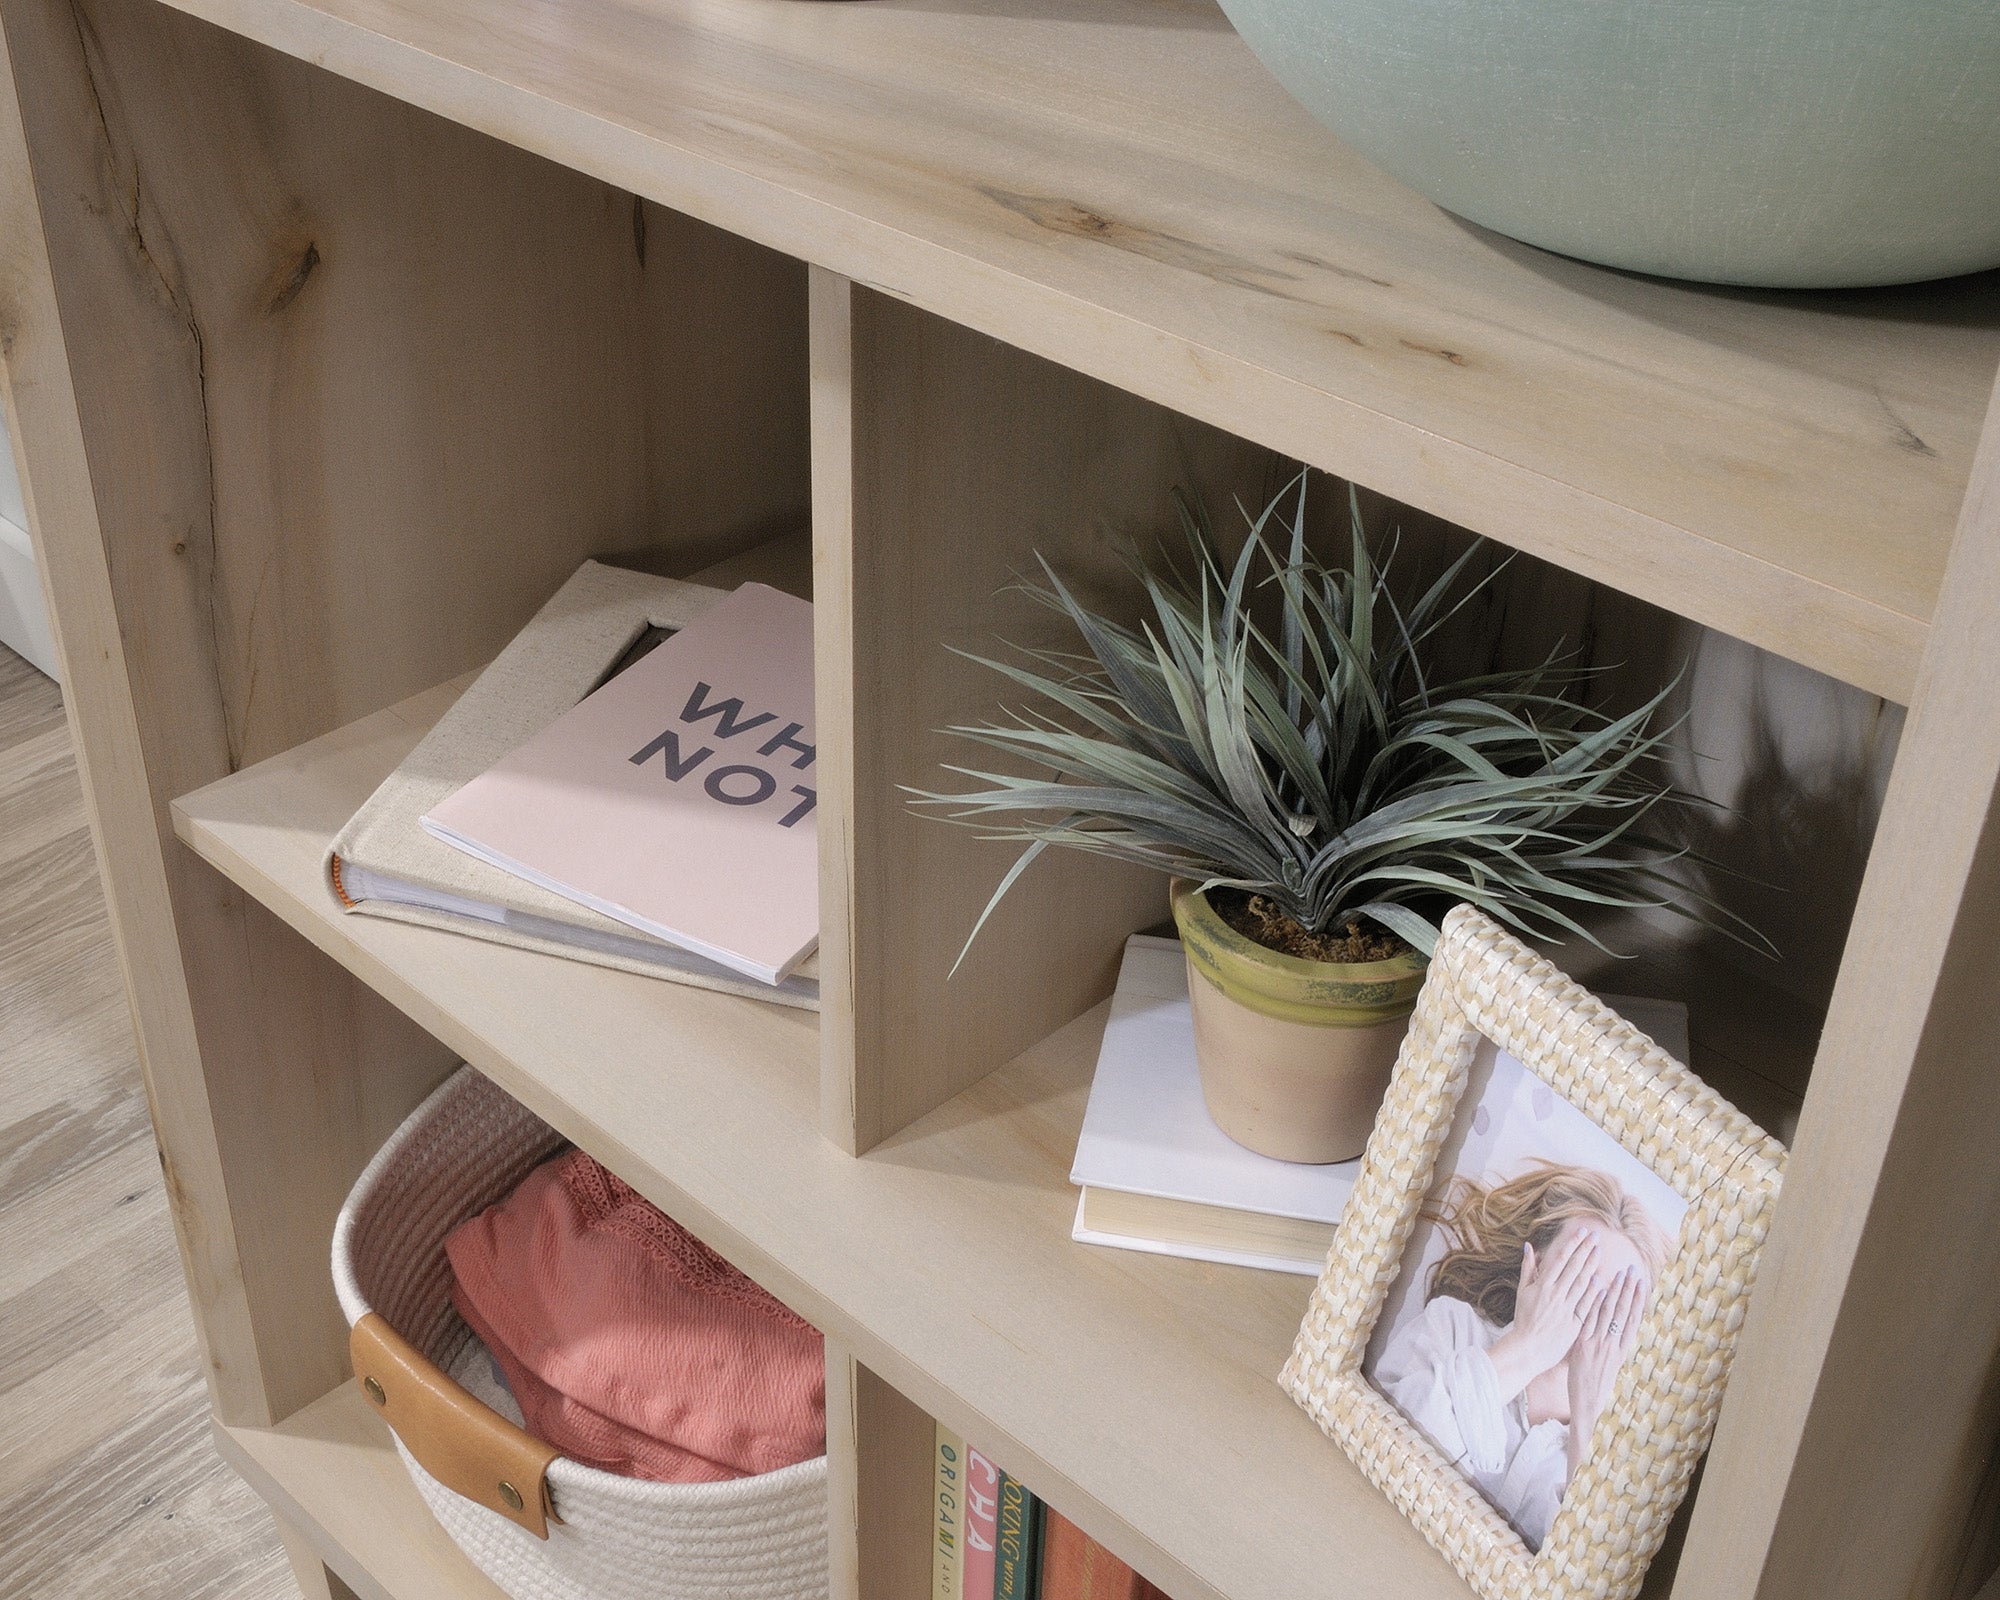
[[1169, 879, 1428, 1028], [1168, 879, 1429, 983]]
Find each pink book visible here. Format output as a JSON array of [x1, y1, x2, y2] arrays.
[[962, 1448, 1000, 1600], [423, 582, 817, 985]]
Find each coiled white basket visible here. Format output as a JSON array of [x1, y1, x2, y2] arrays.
[[332, 1066, 829, 1600]]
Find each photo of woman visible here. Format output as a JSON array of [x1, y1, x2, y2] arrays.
[[1372, 1162, 1672, 1551]]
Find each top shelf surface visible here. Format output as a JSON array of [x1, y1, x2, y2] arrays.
[[164, 0, 1998, 701]]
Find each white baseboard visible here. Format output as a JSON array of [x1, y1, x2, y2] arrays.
[[0, 513, 59, 681]]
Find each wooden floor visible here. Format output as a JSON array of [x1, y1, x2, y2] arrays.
[[0, 643, 292, 1600]]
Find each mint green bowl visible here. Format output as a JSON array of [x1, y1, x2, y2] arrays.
[[1213, 0, 2000, 288]]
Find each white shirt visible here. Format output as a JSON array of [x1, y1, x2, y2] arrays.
[[1373, 1295, 1570, 1551]]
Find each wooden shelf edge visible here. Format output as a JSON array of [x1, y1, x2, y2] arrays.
[[140, 0, 1973, 704], [215, 1386, 509, 1600]]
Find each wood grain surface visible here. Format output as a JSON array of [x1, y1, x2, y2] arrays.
[[96, 0, 2000, 701], [219, 1388, 502, 1600], [1677, 375, 2000, 1600], [824, 1340, 934, 1600], [6, 0, 1993, 1593]]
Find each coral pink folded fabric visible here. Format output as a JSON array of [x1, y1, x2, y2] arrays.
[[445, 1149, 824, 1484]]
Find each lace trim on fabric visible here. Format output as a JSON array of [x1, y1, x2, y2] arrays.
[[557, 1152, 816, 1333]]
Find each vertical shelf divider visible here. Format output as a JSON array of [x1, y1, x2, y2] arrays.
[[810, 266, 1277, 1153], [827, 1339, 936, 1600], [1672, 373, 2000, 1600]]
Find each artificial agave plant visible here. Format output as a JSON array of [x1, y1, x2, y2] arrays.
[[916, 475, 1740, 964]]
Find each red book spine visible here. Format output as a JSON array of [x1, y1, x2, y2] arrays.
[[963, 1447, 1000, 1600], [1036, 1509, 1168, 1600]]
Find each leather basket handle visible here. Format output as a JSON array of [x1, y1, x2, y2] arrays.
[[351, 1312, 561, 1538]]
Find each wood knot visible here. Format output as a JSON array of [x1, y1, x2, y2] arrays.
[[262, 241, 320, 315], [1399, 338, 1470, 367], [985, 189, 1121, 241]]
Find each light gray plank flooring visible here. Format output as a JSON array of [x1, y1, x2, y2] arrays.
[[0, 642, 293, 1600]]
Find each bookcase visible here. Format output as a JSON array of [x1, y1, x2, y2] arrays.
[[2, 0, 1998, 1597]]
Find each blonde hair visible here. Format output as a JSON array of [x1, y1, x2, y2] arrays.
[[1425, 1161, 1670, 1326]]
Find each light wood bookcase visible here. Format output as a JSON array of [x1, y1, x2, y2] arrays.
[[3, 0, 1998, 1596]]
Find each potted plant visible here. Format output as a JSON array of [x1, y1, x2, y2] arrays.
[[916, 477, 1740, 1164]]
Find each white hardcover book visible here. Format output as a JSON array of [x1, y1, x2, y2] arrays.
[[1070, 934, 1689, 1275]]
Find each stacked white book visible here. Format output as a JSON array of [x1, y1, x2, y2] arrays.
[[1071, 934, 1688, 1274]]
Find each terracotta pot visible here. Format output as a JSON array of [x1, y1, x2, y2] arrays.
[[1169, 881, 1427, 1164]]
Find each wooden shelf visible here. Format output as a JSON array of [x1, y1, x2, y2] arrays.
[[216, 1387, 507, 1600], [141, 0, 2000, 702], [12, 0, 2000, 1586], [171, 670, 1789, 1600]]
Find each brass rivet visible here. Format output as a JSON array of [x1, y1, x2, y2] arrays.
[[498, 1481, 525, 1512], [363, 1376, 386, 1406]]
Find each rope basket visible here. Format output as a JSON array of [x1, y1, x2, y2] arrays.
[[332, 1066, 829, 1600]]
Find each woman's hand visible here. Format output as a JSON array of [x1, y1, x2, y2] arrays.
[[1565, 1266, 1646, 1476], [1486, 1227, 1601, 1402]]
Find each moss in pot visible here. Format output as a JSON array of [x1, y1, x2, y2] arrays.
[[914, 476, 1747, 1164]]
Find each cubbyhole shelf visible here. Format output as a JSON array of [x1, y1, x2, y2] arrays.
[[13, 0, 1986, 1595], [162, 263, 1842, 1600], [171, 631, 1812, 1600], [171, 668, 1443, 1600]]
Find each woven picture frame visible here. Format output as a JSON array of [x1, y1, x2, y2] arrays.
[[1280, 905, 1785, 1600]]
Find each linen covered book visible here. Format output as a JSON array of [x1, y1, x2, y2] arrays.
[[1070, 935, 1685, 1273], [327, 560, 819, 1007], [423, 581, 818, 987]]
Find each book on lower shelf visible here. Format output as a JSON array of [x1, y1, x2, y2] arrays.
[[933, 1424, 965, 1600], [1070, 934, 1690, 1274], [1039, 1509, 1168, 1600], [996, 1469, 1041, 1600], [932, 1440, 1147, 1600], [962, 1446, 1001, 1600]]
